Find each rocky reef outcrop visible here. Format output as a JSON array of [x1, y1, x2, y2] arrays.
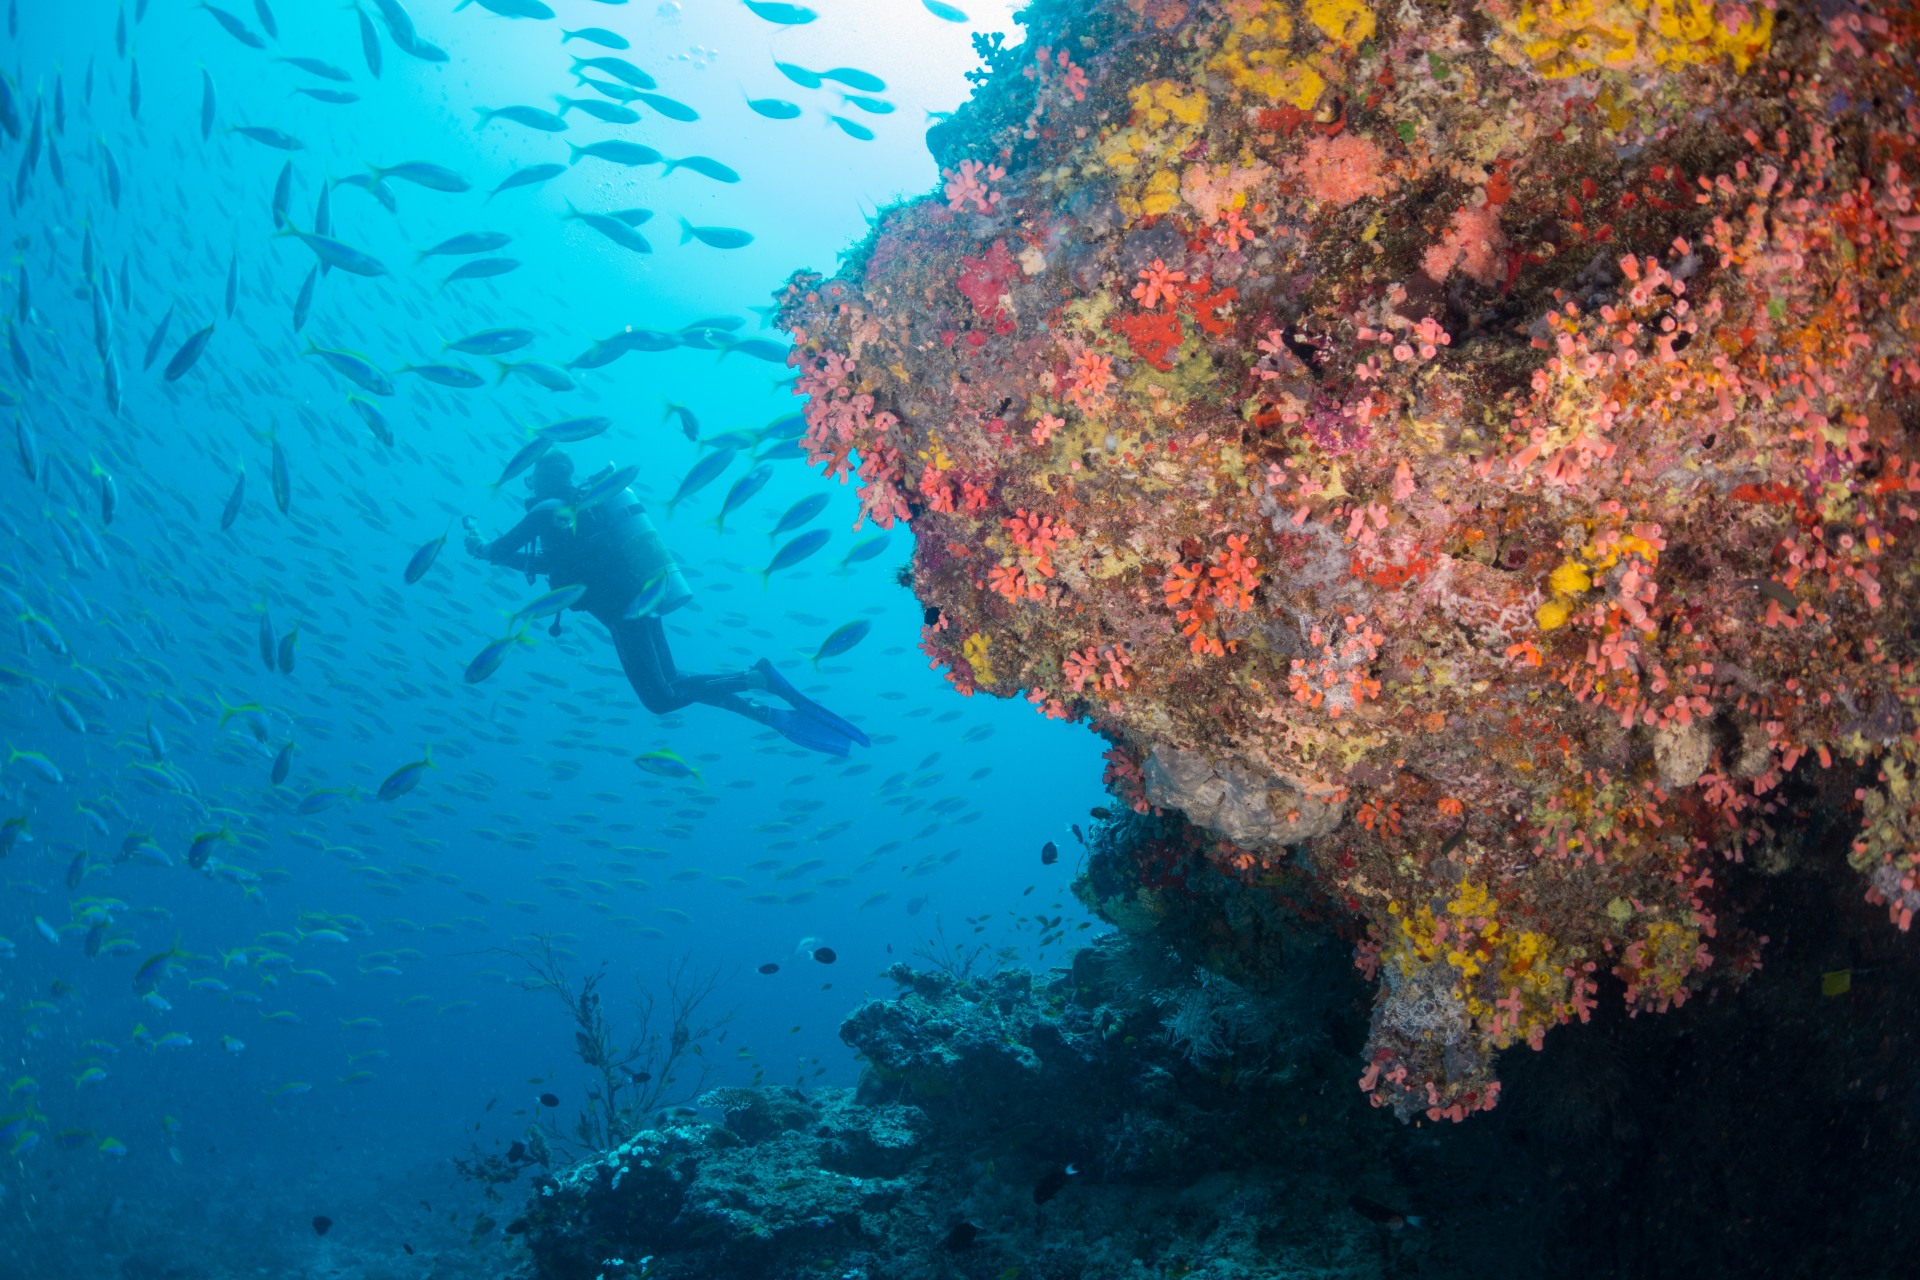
[[511, 933, 1381, 1280], [777, 0, 1920, 1118], [507, 858, 1920, 1280]]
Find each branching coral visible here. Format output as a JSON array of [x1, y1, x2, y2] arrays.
[[781, 0, 1920, 1121]]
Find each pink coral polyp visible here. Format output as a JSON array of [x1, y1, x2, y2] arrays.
[[1286, 133, 1393, 208]]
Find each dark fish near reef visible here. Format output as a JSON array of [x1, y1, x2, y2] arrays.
[[1738, 577, 1799, 611], [812, 946, 836, 964], [757, 962, 779, 974], [1033, 1164, 1077, 1205], [1041, 841, 1058, 866], [537, 1092, 558, 1108], [1349, 1194, 1423, 1229], [311, 1216, 331, 1236], [940, 1222, 979, 1251]]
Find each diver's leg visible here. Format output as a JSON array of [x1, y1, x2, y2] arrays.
[[607, 616, 691, 715], [615, 616, 759, 713], [611, 619, 849, 754]]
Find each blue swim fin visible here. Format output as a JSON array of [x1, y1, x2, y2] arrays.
[[766, 707, 853, 757], [754, 659, 871, 748]]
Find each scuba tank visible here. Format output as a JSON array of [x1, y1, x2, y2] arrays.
[[568, 466, 694, 620]]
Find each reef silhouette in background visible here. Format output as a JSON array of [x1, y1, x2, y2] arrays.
[[779, 0, 1920, 1121]]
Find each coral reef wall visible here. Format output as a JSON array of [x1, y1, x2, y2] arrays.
[[780, 0, 1920, 1119]]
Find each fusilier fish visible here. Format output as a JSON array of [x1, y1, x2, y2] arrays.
[[304, 343, 395, 395], [678, 219, 754, 250], [220, 466, 245, 531], [163, 324, 215, 382], [377, 749, 433, 801], [761, 529, 832, 584], [446, 328, 532, 355], [404, 530, 447, 584], [418, 232, 511, 260]]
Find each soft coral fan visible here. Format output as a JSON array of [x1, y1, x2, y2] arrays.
[[780, 0, 1920, 1121]]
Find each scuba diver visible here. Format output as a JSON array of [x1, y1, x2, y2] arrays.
[[464, 449, 870, 757]]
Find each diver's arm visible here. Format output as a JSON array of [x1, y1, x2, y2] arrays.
[[493, 545, 547, 572], [468, 510, 551, 570]]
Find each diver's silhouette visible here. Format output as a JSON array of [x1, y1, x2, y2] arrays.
[[466, 450, 868, 756]]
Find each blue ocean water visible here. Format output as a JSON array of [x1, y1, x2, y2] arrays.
[[0, 1, 1107, 1270]]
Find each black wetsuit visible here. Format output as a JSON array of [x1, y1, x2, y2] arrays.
[[480, 492, 763, 721]]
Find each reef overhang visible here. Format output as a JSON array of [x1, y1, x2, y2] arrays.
[[779, 0, 1920, 1120]]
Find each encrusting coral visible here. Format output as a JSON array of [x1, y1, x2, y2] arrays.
[[780, 0, 1920, 1121]]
